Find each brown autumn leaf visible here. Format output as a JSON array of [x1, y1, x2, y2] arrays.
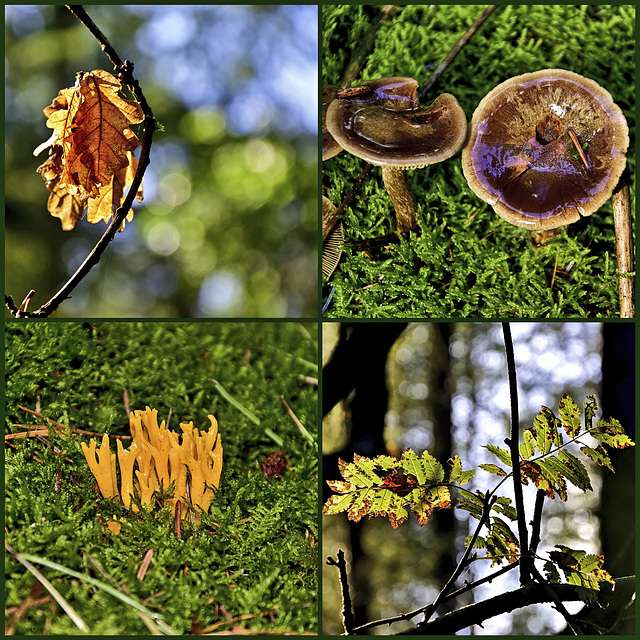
[[47, 180, 85, 231], [86, 152, 142, 228], [34, 69, 144, 230]]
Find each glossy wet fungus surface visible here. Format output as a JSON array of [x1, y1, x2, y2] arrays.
[[462, 69, 629, 231], [326, 77, 467, 168]]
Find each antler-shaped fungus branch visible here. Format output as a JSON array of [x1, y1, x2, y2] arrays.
[[81, 407, 223, 525]]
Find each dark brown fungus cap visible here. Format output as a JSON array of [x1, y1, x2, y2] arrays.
[[325, 77, 467, 168], [462, 69, 629, 230], [322, 86, 343, 161]]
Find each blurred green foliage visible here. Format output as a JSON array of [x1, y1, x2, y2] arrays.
[[323, 5, 635, 318], [5, 321, 318, 634], [5, 5, 318, 317]]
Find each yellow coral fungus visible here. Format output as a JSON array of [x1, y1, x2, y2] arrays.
[[81, 407, 223, 523]]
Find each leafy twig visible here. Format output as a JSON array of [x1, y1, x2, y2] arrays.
[[5, 4, 155, 318], [502, 322, 530, 583], [418, 492, 496, 627]]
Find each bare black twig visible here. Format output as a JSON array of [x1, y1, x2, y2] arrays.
[[529, 489, 546, 555], [5, 4, 155, 318], [502, 322, 531, 584], [407, 581, 598, 635], [326, 550, 355, 634], [418, 5, 498, 100]]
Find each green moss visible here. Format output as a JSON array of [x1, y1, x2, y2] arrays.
[[323, 5, 635, 317], [5, 321, 318, 634]]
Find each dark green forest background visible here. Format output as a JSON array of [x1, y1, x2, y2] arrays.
[[6, 5, 318, 318]]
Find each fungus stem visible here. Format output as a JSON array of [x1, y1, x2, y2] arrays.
[[568, 129, 590, 169], [382, 167, 418, 232]]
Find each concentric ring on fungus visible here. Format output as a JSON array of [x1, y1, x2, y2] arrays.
[[462, 69, 629, 231]]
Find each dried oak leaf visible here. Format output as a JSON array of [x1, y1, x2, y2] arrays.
[[68, 70, 143, 198], [86, 152, 142, 227], [34, 69, 144, 230]]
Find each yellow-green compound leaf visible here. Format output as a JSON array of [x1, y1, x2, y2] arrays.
[[591, 417, 635, 449], [558, 450, 592, 491], [458, 470, 476, 485], [559, 393, 582, 437], [580, 554, 615, 586], [338, 454, 384, 488], [400, 448, 445, 485], [519, 428, 536, 460], [492, 496, 517, 521], [533, 406, 564, 455], [448, 454, 463, 482], [326, 480, 356, 494], [584, 395, 598, 429], [323, 492, 360, 517], [324, 450, 454, 528], [411, 485, 451, 527], [580, 444, 613, 471], [484, 444, 512, 467], [400, 448, 428, 484], [447, 454, 475, 485], [545, 532, 616, 596], [479, 463, 508, 477]]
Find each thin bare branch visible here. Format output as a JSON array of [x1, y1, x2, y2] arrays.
[[611, 174, 634, 318], [419, 5, 498, 100], [326, 550, 355, 634], [502, 322, 530, 583]]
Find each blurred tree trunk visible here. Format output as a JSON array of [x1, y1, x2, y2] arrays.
[[322, 322, 407, 629], [427, 324, 457, 604], [598, 323, 635, 633]]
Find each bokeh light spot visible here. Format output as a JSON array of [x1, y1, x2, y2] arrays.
[[146, 221, 181, 256]]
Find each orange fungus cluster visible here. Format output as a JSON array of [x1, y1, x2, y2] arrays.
[[81, 407, 222, 523]]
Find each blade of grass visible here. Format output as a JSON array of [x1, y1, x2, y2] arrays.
[[6, 541, 89, 632], [16, 552, 176, 634], [209, 378, 284, 447], [280, 395, 315, 445]]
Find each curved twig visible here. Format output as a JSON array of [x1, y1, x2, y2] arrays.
[[5, 4, 155, 318]]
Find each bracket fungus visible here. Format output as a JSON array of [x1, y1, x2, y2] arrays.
[[325, 77, 467, 232], [462, 69, 629, 230], [81, 407, 223, 526], [322, 86, 343, 161]]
